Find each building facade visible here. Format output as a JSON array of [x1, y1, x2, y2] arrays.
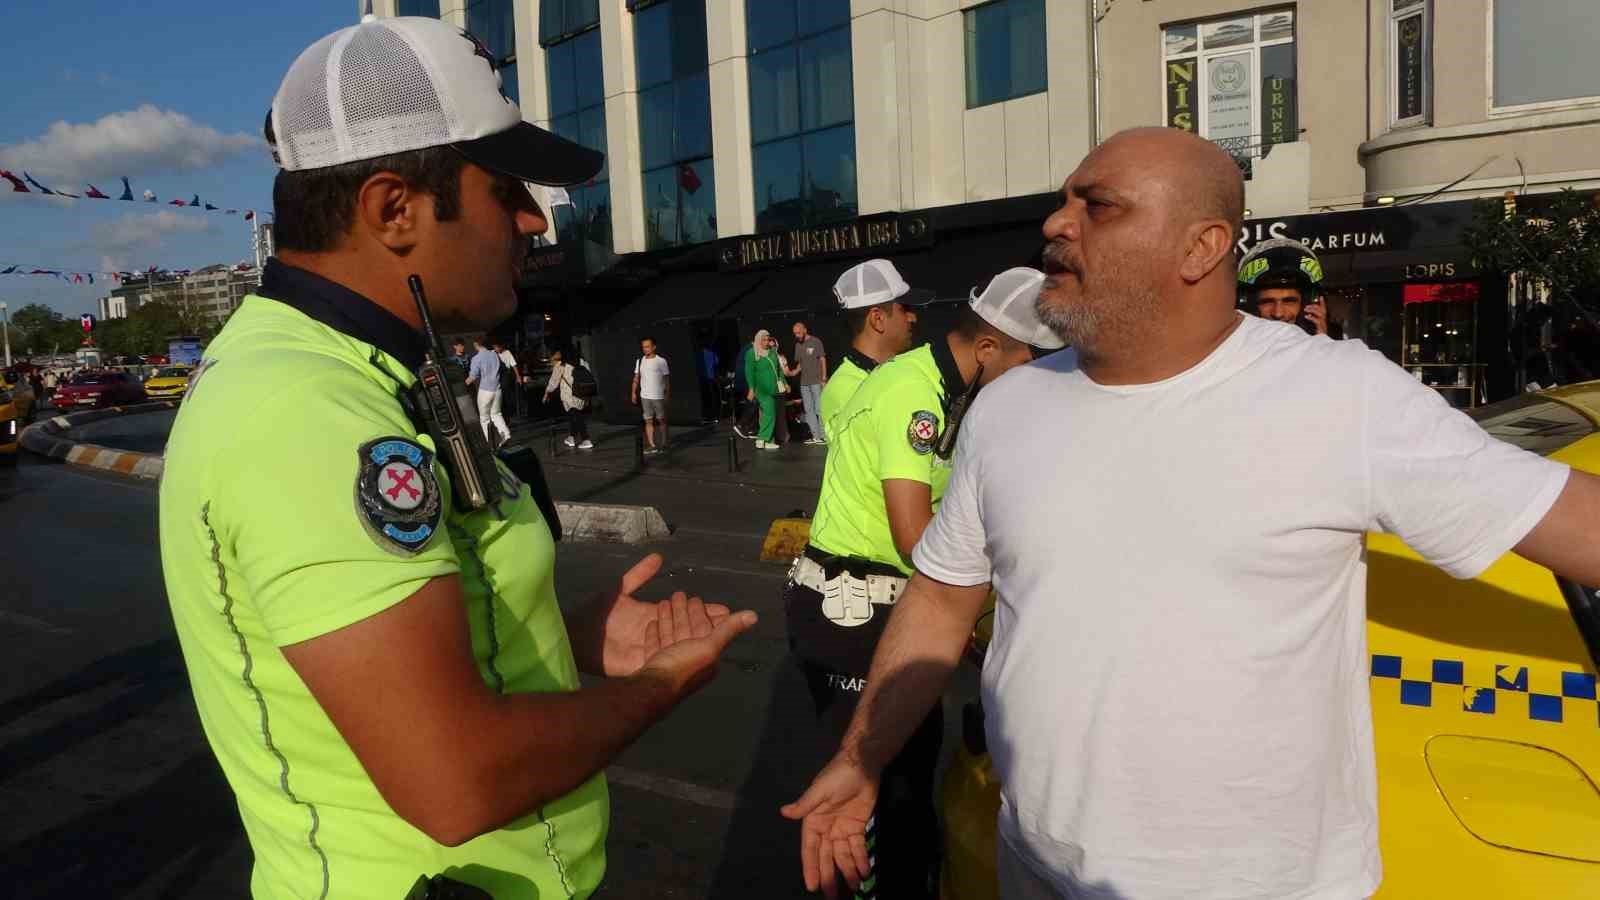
[[363, 1, 1600, 416], [99, 265, 262, 327]]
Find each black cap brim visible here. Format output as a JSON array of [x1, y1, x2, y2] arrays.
[[896, 287, 937, 308], [453, 121, 604, 187]]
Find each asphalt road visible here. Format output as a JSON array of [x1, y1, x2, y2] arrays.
[[0, 409, 975, 899]]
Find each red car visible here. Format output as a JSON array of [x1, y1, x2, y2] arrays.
[[53, 371, 148, 409]]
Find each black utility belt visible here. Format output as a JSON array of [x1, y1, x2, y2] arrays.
[[802, 544, 906, 580]]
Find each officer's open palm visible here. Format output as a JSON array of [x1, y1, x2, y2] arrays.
[[781, 756, 879, 898], [575, 553, 749, 678]]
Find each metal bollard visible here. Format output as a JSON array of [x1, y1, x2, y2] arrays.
[[635, 429, 645, 467], [727, 434, 740, 473]]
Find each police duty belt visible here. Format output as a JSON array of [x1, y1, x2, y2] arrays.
[[790, 555, 908, 628]]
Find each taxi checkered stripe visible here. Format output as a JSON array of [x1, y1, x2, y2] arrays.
[[1370, 654, 1599, 726]]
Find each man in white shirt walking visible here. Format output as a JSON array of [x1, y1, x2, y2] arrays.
[[493, 338, 524, 418], [631, 336, 670, 454], [465, 335, 510, 447], [784, 127, 1600, 900]]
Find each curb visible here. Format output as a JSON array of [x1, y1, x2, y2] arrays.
[[556, 501, 671, 544], [18, 401, 179, 480]]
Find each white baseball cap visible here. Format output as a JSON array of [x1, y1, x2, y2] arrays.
[[267, 15, 603, 186], [832, 259, 933, 310], [969, 267, 1065, 350]]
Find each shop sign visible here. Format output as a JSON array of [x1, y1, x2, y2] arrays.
[[1403, 282, 1480, 304], [521, 244, 582, 285], [719, 211, 932, 272], [1396, 11, 1426, 120], [1166, 59, 1197, 132], [1238, 201, 1479, 284]]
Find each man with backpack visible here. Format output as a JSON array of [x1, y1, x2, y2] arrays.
[[545, 348, 596, 449]]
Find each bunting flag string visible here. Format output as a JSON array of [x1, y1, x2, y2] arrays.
[[0, 260, 257, 286], [0, 168, 266, 220]]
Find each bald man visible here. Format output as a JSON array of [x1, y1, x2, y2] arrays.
[[784, 128, 1600, 899]]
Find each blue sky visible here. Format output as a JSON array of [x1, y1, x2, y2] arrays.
[[0, 0, 359, 318]]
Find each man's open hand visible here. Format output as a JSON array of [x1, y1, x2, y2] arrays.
[[781, 755, 879, 898]]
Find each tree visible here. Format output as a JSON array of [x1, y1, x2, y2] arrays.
[[7, 303, 70, 357], [1463, 189, 1600, 389]]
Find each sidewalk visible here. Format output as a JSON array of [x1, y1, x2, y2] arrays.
[[505, 413, 829, 492]]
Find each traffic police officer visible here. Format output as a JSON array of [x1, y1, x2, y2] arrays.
[[158, 17, 754, 900], [817, 259, 926, 438], [783, 268, 1063, 897]]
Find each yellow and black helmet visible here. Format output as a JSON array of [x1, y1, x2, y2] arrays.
[[1238, 237, 1324, 299]]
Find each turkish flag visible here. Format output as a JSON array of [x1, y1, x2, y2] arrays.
[[85, 184, 111, 199]]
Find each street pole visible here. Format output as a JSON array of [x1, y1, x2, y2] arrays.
[[1, 302, 11, 368]]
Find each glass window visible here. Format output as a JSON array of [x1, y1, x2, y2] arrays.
[[747, 0, 855, 230], [1492, 0, 1600, 109], [747, 0, 799, 52], [799, 28, 854, 130], [466, 0, 520, 104], [802, 124, 857, 225], [633, 0, 715, 247], [1390, 0, 1430, 127], [753, 138, 804, 233], [541, 0, 601, 46], [1162, 9, 1296, 175], [396, 0, 440, 17], [1472, 394, 1595, 456], [963, 0, 1048, 109], [546, 10, 610, 249]]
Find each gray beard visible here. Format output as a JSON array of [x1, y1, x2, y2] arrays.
[[1036, 286, 1162, 360]]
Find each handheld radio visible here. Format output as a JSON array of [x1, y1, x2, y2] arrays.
[[407, 275, 500, 514], [934, 364, 983, 461]]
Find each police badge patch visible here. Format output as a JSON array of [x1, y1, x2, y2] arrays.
[[907, 410, 939, 455], [356, 437, 443, 555]]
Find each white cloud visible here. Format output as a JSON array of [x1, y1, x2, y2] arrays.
[[86, 210, 217, 267], [0, 105, 261, 184]]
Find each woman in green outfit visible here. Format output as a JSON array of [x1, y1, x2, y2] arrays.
[[744, 329, 782, 450]]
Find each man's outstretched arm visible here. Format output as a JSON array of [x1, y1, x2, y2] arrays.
[[781, 571, 989, 897]]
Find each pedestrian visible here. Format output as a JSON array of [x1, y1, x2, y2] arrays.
[[787, 320, 828, 443], [783, 267, 1059, 898], [697, 337, 720, 424], [156, 16, 757, 900], [448, 337, 470, 372], [819, 259, 926, 438], [744, 329, 784, 451], [493, 338, 524, 418], [733, 339, 755, 438], [631, 336, 670, 454], [466, 335, 511, 446], [1238, 236, 1340, 337], [544, 348, 593, 449], [785, 128, 1600, 900]]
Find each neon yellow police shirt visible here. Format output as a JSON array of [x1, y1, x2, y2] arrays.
[[158, 294, 607, 900], [808, 343, 952, 575], [817, 354, 869, 438]]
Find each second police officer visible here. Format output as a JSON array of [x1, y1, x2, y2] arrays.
[[783, 266, 1065, 898]]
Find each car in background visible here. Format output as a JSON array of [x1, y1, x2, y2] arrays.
[[52, 371, 148, 410], [0, 372, 38, 465], [142, 365, 193, 400], [940, 381, 1600, 900]]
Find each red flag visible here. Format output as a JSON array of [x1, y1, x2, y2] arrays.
[[85, 184, 111, 199], [72, 273, 84, 284], [677, 163, 702, 195], [244, 210, 255, 221], [169, 198, 188, 206], [1, 170, 28, 193]]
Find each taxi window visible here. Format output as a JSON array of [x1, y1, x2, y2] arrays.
[[71, 374, 111, 385], [1469, 394, 1596, 457], [157, 367, 189, 378]]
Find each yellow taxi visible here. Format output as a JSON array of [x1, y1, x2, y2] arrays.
[[142, 365, 193, 400], [1, 371, 37, 464], [941, 382, 1600, 899]]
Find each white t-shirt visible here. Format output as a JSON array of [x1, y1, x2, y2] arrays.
[[497, 349, 519, 376], [912, 315, 1570, 900], [635, 355, 670, 400]]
